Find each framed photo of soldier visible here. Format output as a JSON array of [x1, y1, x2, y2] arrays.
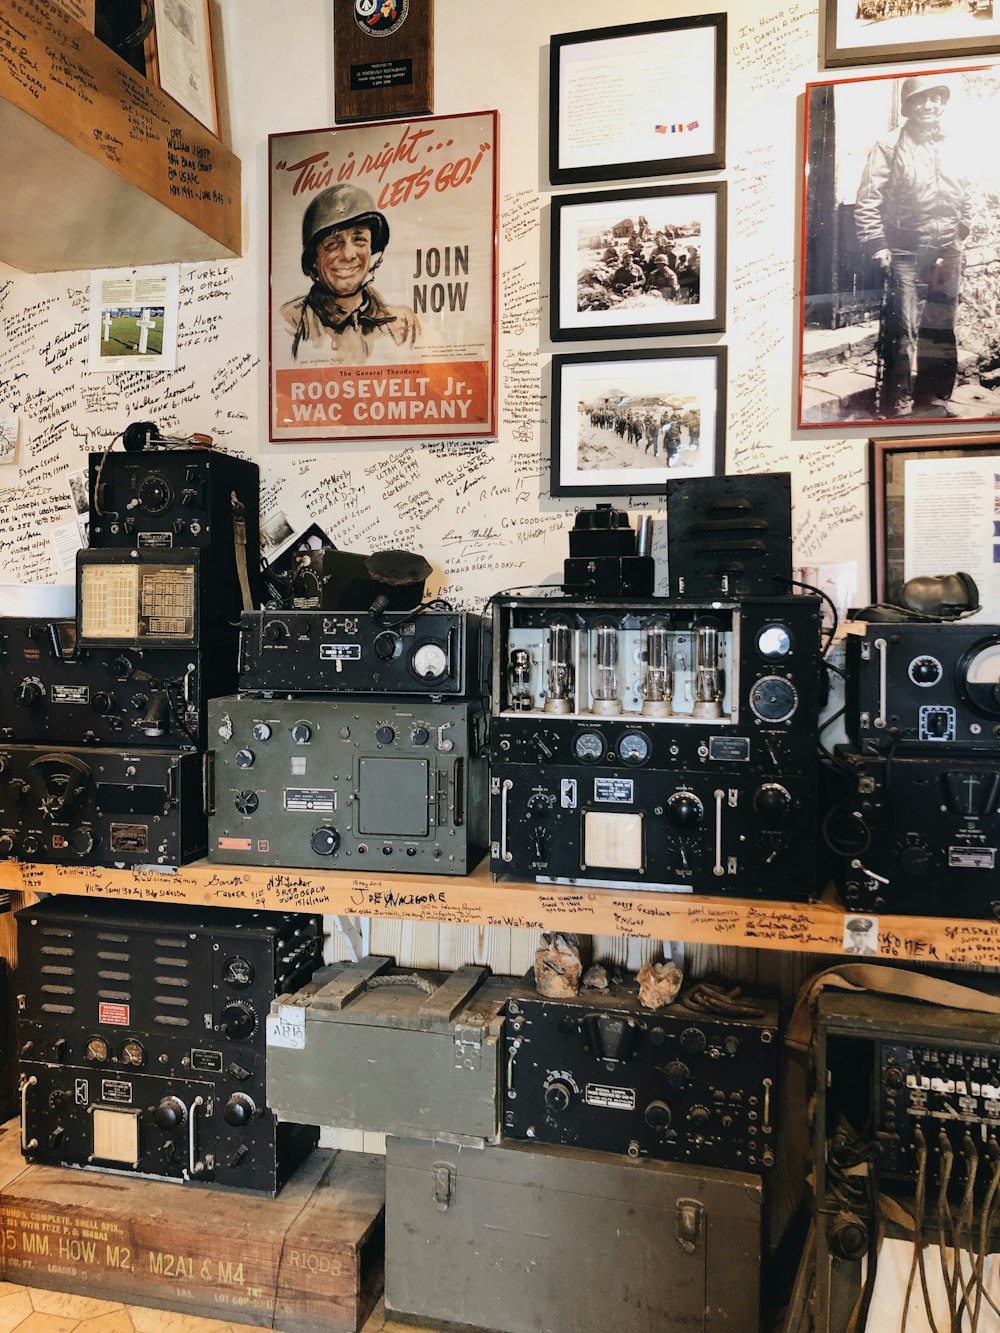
[[550, 183, 726, 342], [549, 347, 726, 498], [823, 0, 1000, 70], [799, 66, 1000, 431], [268, 111, 498, 442], [549, 14, 726, 186]]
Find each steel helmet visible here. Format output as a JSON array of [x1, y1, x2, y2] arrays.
[[900, 75, 951, 115], [300, 185, 390, 276]]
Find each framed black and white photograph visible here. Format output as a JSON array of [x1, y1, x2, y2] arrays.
[[550, 347, 726, 497], [799, 65, 1000, 431], [549, 14, 726, 186], [551, 183, 726, 342], [870, 433, 1000, 614], [824, 0, 1000, 70]]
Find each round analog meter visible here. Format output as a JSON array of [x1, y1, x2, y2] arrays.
[[85, 1037, 109, 1064], [961, 640, 1000, 717], [410, 641, 449, 682], [618, 732, 652, 765], [573, 731, 605, 763], [223, 955, 254, 989], [119, 1039, 145, 1068], [757, 624, 793, 660], [749, 675, 799, 723]]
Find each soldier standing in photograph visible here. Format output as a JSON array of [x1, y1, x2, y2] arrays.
[[854, 75, 971, 418]]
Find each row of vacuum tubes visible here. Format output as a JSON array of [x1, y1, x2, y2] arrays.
[[501, 616, 730, 720]]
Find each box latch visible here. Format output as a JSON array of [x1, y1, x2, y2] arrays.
[[675, 1197, 703, 1254], [453, 1021, 482, 1070], [433, 1160, 456, 1211]]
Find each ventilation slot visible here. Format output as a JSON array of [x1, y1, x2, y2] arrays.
[[154, 936, 189, 950], [40, 946, 74, 957], [39, 928, 73, 937], [40, 965, 73, 976], [41, 1003, 74, 1014], [154, 975, 189, 989], [97, 932, 129, 942], [154, 956, 189, 969], [154, 995, 189, 1009], [40, 984, 75, 995], [97, 971, 130, 982], [97, 990, 130, 1002], [154, 1015, 189, 1027], [97, 951, 130, 962]]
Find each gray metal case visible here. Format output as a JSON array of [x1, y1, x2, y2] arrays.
[[267, 958, 513, 1144], [385, 1136, 763, 1333]]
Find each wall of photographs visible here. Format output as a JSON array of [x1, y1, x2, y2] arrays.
[[1, 0, 999, 1105]]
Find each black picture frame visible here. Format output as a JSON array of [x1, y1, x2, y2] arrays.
[[870, 433, 1000, 607], [550, 183, 726, 343], [549, 14, 726, 186], [550, 346, 727, 498], [823, 0, 1000, 70]]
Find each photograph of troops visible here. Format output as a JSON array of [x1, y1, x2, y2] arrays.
[[576, 387, 703, 474], [575, 215, 702, 315], [800, 65, 1000, 426]]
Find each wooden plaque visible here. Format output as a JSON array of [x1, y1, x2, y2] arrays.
[[334, 0, 433, 123]]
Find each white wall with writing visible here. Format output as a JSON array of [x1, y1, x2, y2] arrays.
[[0, 0, 874, 1097]]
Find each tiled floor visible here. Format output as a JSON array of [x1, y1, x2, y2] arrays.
[[0, 1286, 431, 1333]]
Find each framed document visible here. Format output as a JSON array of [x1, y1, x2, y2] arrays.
[[823, 0, 1000, 69], [269, 110, 498, 443], [549, 14, 726, 185], [551, 182, 726, 342], [870, 434, 1000, 615], [550, 346, 726, 498], [334, 0, 433, 123], [146, 0, 220, 136]]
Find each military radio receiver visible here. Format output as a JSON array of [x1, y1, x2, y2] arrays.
[[489, 594, 822, 896], [208, 695, 488, 874], [17, 896, 322, 1194]]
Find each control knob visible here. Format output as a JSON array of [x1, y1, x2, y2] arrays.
[[667, 791, 704, 828], [544, 1081, 572, 1112], [0, 835, 14, 857], [14, 680, 42, 707], [290, 721, 312, 744], [899, 841, 931, 876], [645, 1100, 672, 1130], [219, 1001, 257, 1040], [69, 827, 94, 857], [664, 1060, 690, 1090], [234, 749, 255, 769], [374, 632, 400, 661], [375, 725, 396, 746], [527, 792, 556, 817], [234, 791, 259, 815], [91, 691, 115, 715], [680, 1027, 707, 1055], [223, 1093, 257, 1128], [263, 620, 289, 643], [310, 826, 341, 857], [154, 1096, 187, 1131], [753, 783, 792, 824]]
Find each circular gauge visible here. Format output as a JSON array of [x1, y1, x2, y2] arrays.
[[757, 624, 793, 659], [749, 675, 799, 723], [223, 955, 254, 989], [119, 1039, 145, 1069], [409, 641, 449, 682], [960, 640, 1000, 717], [618, 732, 652, 765], [573, 731, 605, 763], [85, 1037, 109, 1064], [908, 655, 943, 687], [137, 472, 173, 514]]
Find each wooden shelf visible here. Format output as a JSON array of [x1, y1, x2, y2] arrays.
[[0, 0, 240, 271], [6, 858, 1000, 967]]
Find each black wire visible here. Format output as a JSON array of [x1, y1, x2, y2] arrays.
[[782, 575, 839, 656]]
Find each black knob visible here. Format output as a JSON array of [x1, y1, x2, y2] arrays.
[[92, 692, 115, 716], [234, 791, 259, 815], [0, 835, 14, 857], [830, 1213, 869, 1262], [410, 726, 430, 746], [375, 725, 396, 746], [15, 680, 43, 707], [754, 783, 792, 823], [310, 826, 340, 857], [111, 656, 134, 680], [220, 1001, 257, 1040], [22, 834, 39, 856], [374, 632, 400, 661], [645, 1100, 672, 1130], [667, 791, 703, 828], [681, 1026, 707, 1055], [910, 656, 941, 686], [526, 792, 556, 818], [544, 1081, 572, 1112], [154, 1096, 187, 1131], [664, 1060, 690, 1090], [290, 722, 312, 744], [69, 827, 94, 858], [252, 723, 272, 742], [48, 1127, 65, 1150], [900, 844, 931, 875], [264, 619, 289, 643], [723, 1035, 741, 1057], [234, 749, 255, 769], [688, 1104, 711, 1125], [223, 1093, 256, 1128], [886, 1066, 904, 1088]]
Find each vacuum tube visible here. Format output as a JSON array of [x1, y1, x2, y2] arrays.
[[640, 617, 672, 717], [543, 619, 575, 714], [589, 620, 622, 716], [508, 648, 534, 711], [692, 617, 724, 720]]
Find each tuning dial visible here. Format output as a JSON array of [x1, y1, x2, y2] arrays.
[[410, 726, 430, 746], [899, 841, 931, 875], [374, 632, 400, 661], [111, 656, 134, 680], [22, 834, 40, 857], [0, 835, 14, 857], [375, 725, 396, 746], [667, 791, 704, 828], [219, 1001, 257, 1040], [681, 1026, 707, 1055], [754, 783, 792, 824], [645, 1100, 672, 1130], [251, 722, 272, 742], [526, 792, 556, 818], [91, 692, 115, 715], [264, 619, 289, 643], [688, 1104, 711, 1126], [886, 1065, 904, 1089], [234, 791, 259, 815], [15, 680, 42, 707], [234, 749, 255, 769], [223, 1093, 257, 1128], [664, 1060, 690, 1090], [153, 1096, 187, 1131], [69, 827, 94, 857], [310, 826, 341, 856], [544, 1081, 572, 1112], [909, 655, 942, 686], [290, 721, 312, 744]]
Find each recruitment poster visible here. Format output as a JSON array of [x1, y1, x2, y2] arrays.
[[269, 109, 498, 442]]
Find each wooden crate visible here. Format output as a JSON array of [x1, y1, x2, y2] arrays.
[[0, 1122, 384, 1332]]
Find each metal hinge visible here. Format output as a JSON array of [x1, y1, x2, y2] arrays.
[[675, 1197, 704, 1254], [433, 1160, 456, 1210]]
